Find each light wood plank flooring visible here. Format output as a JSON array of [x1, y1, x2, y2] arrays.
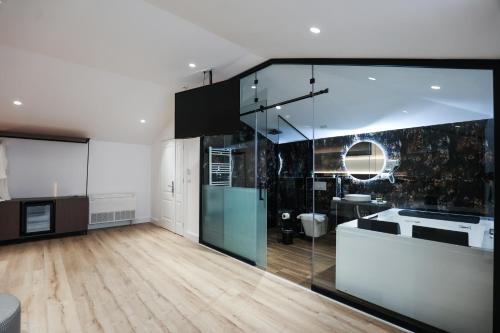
[[0, 223, 402, 333], [267, 227, 336, 288]]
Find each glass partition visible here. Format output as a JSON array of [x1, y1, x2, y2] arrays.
[[201, 117, 267, 267], [202, 61, 495, 332], [312, 65, 494, 333]]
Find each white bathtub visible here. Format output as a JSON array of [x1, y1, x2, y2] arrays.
[[336, 208, 494, 333]]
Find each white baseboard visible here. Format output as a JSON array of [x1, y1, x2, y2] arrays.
[[133, 217, 150, 224], [185, 231, 199, 243]]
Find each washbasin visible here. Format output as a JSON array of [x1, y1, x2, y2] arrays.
[[344, 194, 371, 202]]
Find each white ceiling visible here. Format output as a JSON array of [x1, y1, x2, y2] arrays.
[[0, 0, 262, 143], [0, 0, 498, 144], [148, 0, 500, 59], [240, 65, 494, 143]]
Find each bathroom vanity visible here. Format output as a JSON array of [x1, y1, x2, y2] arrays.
[[335, 208, 494, 333], [0, 196, 88, 243]]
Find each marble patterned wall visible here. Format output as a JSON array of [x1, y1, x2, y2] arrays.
[[203, 119, 494, 232], [279, 119, 495, 216]]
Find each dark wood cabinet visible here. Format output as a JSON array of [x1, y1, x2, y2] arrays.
[[0, 201, 20, 241], [55, 197, 89, 234], [0, 196, 88, 244]]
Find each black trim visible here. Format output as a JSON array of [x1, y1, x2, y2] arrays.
[[0, 230, 87, 246], [235, 58, 500, 79], [493, 65, 499, 333], [86, 140, 90, 197], [278, 115, 310, 141], [199, 136, 204, 245], [240, 88, 329, 116], [200, 240, 257, 266], [311, 285, 446, 333], [0, 131, 89, 143]]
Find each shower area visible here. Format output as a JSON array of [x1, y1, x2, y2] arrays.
[[200, 62, 496, 333]]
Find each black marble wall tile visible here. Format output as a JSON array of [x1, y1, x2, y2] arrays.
[[281, 119, 495, 216]]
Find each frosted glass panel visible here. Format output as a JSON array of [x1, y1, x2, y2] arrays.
[[202, 186, 224, 248], [224, 187, 258, 261], [202, 185, 266, 265]]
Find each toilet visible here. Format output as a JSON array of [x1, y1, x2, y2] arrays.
[[297, 213, 328, 238]]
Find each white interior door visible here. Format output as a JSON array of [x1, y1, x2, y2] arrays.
[[160, 140, 176, 232]]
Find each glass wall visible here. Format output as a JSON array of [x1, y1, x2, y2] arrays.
[[311, 65, 494, 333], [201, 62, 495, 332], [201, 115, 267, 267]]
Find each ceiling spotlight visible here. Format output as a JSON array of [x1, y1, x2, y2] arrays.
[[431, 85, 441, 90], [251, 85, 256, 89], [140, 119, 146, 124], [13, 100, 22, 106], [402, 110, 408, 114], [276, 105, 281, 110], [188, 63, 196, 68], [368, 77, 376, 81], [309, 27, 321, 34]]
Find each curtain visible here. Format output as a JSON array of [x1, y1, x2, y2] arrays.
[[0, 142, 11, 200]]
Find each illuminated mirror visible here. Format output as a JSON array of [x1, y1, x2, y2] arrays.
[[344, 141, 386, 181]]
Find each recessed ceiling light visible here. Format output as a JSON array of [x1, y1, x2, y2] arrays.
[[188, 63, 196, 68], [402, 110, 408, 114], [251, 85, 256, 89], [431, 85, 441, 90], [13, 100, 22, 106], [140, 119, 146, 124], [276, 105, 281, 110], [309, 27, 321, 34], [368, 77, 376, 81]]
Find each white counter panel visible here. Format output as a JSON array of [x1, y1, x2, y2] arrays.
[[336, 226, 493, 333]]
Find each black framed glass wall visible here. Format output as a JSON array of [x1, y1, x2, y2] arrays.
[[311, 65, 494, 333], [200, 59, 497, 332]]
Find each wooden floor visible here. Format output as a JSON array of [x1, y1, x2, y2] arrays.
[[267, 227, 337, 288], [0, 224, 402, 333]]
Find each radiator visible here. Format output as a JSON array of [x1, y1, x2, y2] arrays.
[[89, 193, 136, 224]]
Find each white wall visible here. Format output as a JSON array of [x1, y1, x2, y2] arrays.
[[3, 138, 88, 198], [2, 138, 152, 223], [182, 137, 200, 242], [88, 140, 151, 222]]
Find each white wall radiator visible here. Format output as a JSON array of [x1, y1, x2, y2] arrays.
[[89, 193, 136, 224]]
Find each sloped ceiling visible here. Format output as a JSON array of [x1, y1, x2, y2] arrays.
[[0, 0, 499, 144], [0, 0, 262, 144]]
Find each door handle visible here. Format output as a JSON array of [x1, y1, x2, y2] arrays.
[[258, 179, 265, 201]]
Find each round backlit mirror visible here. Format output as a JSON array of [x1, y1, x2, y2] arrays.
[[344, 141, 386, 181]]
